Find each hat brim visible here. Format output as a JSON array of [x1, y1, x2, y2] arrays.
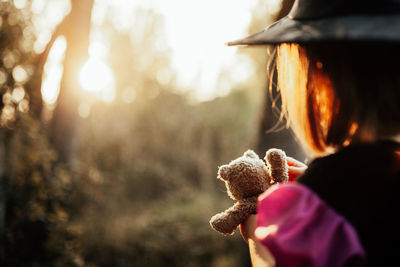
[[227, 13, 400, 46]]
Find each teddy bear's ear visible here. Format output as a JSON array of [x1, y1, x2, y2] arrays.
[[243, 150, 259, 159], [218, 165, 231, 181]]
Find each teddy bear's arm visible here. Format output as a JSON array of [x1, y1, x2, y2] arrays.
[[266, 148, 289, 183], [210, 197, 258, 235]]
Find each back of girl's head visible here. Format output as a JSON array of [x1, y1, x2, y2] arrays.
[[276, 43, 400, 156]]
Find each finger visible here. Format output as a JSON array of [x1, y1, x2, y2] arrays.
[[289, 165, 307, 173], [287, 156, 307, 167], [288, 165, 307, 181], [240, 215, 257, 243], [286, 156, 307, 168], [239, 224, 249, 244]]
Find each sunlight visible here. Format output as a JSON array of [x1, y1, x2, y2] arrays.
[[13, 0, 27, 9], [255, 225, 278, 239], [153, 0, 257, 99], [32, 0, 71, 54], [41, 35, 67, 106], [151, 0, 258, 100], [93, 0, 259, 101], [78, 57, 115, 102]]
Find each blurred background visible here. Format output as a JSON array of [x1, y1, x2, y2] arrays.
[[0, 0, 305, 266]]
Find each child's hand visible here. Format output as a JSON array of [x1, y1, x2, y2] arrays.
[[287, 157, 307, 181], [240, 215, 276, 266], [240, 214, 257, 243]]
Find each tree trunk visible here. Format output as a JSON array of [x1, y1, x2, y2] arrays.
[[50, 0, 94, 163], [0, 132, 4, 259]]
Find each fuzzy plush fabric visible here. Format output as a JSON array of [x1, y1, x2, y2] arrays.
[[210, 149, 288, 235]]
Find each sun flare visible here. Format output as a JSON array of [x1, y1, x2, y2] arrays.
[[79, 57, 115, 101]]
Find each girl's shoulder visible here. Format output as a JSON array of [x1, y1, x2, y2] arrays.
[[256, 182, 366, 267], [256, 141, 400, 266], [297, 141, 400, 238]]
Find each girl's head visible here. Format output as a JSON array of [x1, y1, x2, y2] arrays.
[[276, 43, 400, 156], [226, 0, 400, 156]]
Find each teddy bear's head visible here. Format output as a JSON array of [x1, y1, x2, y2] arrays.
[[217, 150, 270, 200]]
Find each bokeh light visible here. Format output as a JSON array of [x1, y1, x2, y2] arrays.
[[92, 0, 260, 101], [12, 65, 28, 83], [13, 0, 27, 9], [78, 57, 115, 101], [41, 35, 67, 106], [32, 0, 71, 54], [11, 86, 25, 103]]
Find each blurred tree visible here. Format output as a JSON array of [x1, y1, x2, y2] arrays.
[[65, 7, 258, 266], [108, 8, 174, 100], [0, 1, 80, 265], [0, 1, 39, 261], [0, 131, 4, 259], [0, 1, 303, 266], [49, 0, 94, 162], [72, 90, 256, 266]]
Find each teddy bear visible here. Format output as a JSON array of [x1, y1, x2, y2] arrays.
[[209, 148, 288, 235]]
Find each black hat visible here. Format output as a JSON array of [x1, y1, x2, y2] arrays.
[[227, 0, 400, 45]]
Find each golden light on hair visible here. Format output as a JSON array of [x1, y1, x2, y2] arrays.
[[277, 44, 315, 152], [342, 139, 350, 147], [277, 43, 308, 130], [349, 122, 359, 136], [277, 43, 336, 155], [312, 67, 334, 135], [343, 122, 359, 147]]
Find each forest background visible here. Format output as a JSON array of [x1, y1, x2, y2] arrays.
[[0, 0, 304, 266]]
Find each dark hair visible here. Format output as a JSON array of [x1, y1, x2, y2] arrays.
[[276, 43, 400, 155]]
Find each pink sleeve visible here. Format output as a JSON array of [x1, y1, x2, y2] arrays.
[[256, 183, 366, 267]]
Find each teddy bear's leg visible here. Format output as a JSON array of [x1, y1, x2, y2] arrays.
[[210, 197, 258, 235]]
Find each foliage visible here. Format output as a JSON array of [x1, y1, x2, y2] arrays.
[[71, 89, 257, 266], [0, 2, 74, 266], [0, 1, 282, 266], [2, 114, 79, 266]]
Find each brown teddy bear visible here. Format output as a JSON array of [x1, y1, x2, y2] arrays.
[[209, 149, 288, 235]]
